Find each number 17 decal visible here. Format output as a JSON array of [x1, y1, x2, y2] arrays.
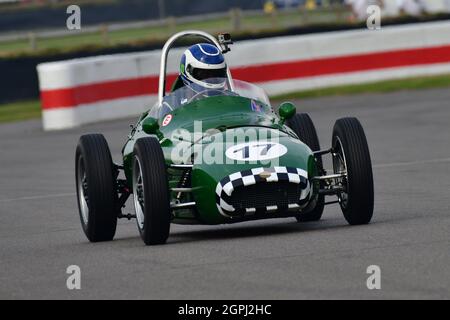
[[225, 141, 287, 161]]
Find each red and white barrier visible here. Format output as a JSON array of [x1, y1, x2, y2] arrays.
[[37, 21, 450, 130]]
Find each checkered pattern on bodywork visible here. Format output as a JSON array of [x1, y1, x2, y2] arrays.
[[215, 167, 311, 217]]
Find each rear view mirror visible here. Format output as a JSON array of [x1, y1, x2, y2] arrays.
[[278, 102, 296, 123], [142, 117, 160, 135]]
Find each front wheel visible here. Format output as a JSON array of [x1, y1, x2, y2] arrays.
[[133, 137, 171, 245], [75, 134, 118, 242], [287, 113, 325, 222], [332, 118, 374, 225]]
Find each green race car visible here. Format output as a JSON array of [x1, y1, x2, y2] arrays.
[[75, 31, 374, 245]]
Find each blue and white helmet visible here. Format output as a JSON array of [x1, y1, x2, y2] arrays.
[[180, 43, 228, 90]]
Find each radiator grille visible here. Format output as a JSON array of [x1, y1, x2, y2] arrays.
[[227, 182, 301, 210]]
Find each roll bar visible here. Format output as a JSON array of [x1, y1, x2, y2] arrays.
[[158, 30, 234, 105]]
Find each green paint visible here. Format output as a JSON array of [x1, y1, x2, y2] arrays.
[[122, 94, 317, 225]]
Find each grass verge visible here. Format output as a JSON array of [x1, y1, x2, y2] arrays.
[[0, 100, 41, 123], [1, 74, 449, 124]]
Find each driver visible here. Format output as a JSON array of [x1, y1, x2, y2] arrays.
[[180, 43, 228, 91], [159, 43, 230, 116]]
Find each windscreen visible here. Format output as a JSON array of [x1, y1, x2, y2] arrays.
[[150, 78, 271, 118]]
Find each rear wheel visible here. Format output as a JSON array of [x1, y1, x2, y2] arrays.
[[332, 118, 374, 225], [75, 134, 118, 242], [133, 137, 171, 245], [287, 113, 325, 222]]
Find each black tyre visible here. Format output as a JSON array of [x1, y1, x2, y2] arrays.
[[75, 134, 118, 242], [287, 113, 325, 222], [332, 117, 374, 225], [132, 137, 171, 245]]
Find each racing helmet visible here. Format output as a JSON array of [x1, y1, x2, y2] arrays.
[[180, 43, 228, 90]]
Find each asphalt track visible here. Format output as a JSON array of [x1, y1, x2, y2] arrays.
[[0, 88, 449, 299]]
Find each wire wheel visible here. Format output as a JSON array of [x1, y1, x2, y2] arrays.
[[132, 137, 171, 245], [332, 136, 349, 210], [133, 156, 145, 231], [77, 156, 89, 225], [332, 118, 374, 225], [75, 134, 118, 242]]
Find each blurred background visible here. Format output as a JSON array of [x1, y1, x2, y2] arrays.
[[1, 0, 450, 122], [2, 1, 450, 53]]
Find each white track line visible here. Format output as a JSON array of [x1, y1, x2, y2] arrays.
[[0, 193, 75, 203], [0, 157, 449, 204], [373, 157, 450, 169]]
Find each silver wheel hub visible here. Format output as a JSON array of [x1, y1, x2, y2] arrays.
[[333, 137, 349, 209], [77, 157, 89, 225], [133, 157, 145, 230]]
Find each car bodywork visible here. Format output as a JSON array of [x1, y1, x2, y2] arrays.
[[76, 30, 374, 245], [122, 94, 319, 225], [112, 30, 327, 226]]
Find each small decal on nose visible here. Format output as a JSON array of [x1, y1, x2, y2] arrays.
[[162, 114, 173, 127]]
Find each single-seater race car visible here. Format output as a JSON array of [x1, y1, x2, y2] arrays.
[[75, 31, 374, 245]]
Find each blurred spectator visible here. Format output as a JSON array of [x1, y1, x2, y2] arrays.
[[345, 0, 383, 20], [396, 0, 424, 16], [420, 0, 450, 14]]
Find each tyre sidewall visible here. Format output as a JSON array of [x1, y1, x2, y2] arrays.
[[287, 113, 325, 222], [133, 138, 171, 245], [75, 135, 117, 242], [333, 119, 374, 225]]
